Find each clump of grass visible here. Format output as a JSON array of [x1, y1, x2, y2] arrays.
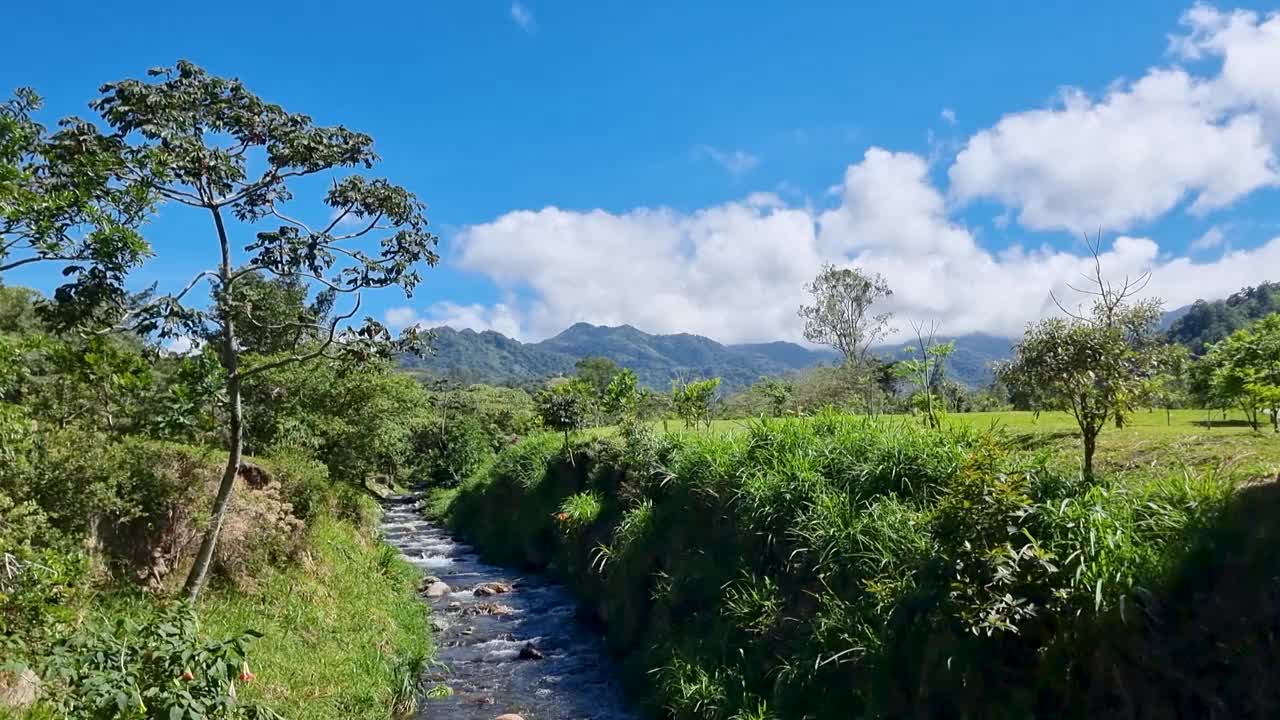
[[558, 491, 603, 529], [199, 516, 431, 720]]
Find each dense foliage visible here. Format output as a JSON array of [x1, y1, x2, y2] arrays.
[[1199, 313, 1280, 432], [446, 417, 1261, 719], [0, 279, 431, 718], [1167, 282, 1280, 355]]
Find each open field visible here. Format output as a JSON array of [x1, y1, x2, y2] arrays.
[[652, 409, 1280, 481]]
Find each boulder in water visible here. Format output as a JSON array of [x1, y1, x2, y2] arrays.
[[473, 581, 513, 596], [462, 602, 515, 617], [495, 714, 525, 720], [518, 642, 543, 660], [423, 580, 452, 598]]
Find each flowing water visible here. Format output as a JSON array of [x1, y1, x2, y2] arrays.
[[381, 497, 638, 720]]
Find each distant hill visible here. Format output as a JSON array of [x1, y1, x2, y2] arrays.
[[401, 323, 1014, 391], [1166, 281, 1280, 355]]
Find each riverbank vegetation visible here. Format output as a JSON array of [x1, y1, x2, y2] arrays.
[[440, 414, 1277, 718], [1, 64, 439, 718], [429, 260, 1279, 717]]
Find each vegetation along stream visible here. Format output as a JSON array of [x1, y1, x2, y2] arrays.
[[382, 496, 637, 720]]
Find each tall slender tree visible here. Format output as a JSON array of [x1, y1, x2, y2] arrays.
[[32, 63, 437, 599]]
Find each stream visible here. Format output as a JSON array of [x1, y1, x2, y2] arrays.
[[381, 497, 638, 720]]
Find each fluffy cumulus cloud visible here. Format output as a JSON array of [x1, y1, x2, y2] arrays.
[[401, 4, 1280, 343], [949, 5, 1280, 231], [437, 145, 1280, 343]]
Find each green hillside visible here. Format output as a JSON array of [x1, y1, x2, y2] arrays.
[[401, 323, 1013, 390]]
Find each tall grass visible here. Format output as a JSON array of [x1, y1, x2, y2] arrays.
[[445, 412, 1261, 719], [199, 513, 431, 720]]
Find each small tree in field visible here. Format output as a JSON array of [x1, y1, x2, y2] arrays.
[[755, 377, 792, 417], [603, 368, 640, 420], [1001, 235, 1173, 477], [27, 63, 438, 599], [798, 264, 894, 364], [1202, 313, 1280, 432], [672, 377, 720, 429], [798, 264, 894, 414], [1141, 344, 1189, 426], [536, 383, 590, 461], [892, 321, 953, 430]]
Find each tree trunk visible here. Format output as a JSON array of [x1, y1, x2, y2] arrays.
[[183, 206, 241, 602], [1082, 431, 1097, 479], [183, 371, 242, 601], [1166, 407, 1171, 426]]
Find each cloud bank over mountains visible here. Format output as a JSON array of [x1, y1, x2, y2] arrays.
[[391, 5, 1280, 344]]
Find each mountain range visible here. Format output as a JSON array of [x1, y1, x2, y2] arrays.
[[400, 322, 1016, 391], [400, 296, 1219, 393]]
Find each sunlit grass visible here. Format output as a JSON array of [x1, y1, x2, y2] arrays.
[[199, 514, 431, 720], [641, 409, 1280, 481]]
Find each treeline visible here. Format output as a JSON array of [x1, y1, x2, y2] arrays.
[[1167, 281, 1280, 355]]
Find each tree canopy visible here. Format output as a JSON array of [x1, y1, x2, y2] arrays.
[[798, 264, 894, 365], [9, 62, 440, 600]]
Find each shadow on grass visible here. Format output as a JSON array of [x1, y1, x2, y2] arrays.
[[1191, 419, 1258, 429], [1084, 478, 1280, 719], [1004, 429, 1079, 450]]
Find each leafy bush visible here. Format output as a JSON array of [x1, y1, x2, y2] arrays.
[[0, 493, 86, 643], [411, 415, 493, 487], [35, 604, 280, 720]]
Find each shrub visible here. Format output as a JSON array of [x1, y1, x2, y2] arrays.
[[0, 493, 86, 643], [35, 604, 280, 720], [411, 416, 492, 487]]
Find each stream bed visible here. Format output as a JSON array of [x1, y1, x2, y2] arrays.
[[381, 497, 638, 720]]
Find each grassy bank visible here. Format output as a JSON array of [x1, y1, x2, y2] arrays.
[[444, 414, 1280, 719], [200, 513, 430, 720]]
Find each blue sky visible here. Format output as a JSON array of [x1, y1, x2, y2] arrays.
[[4, 1, 1280, 343]]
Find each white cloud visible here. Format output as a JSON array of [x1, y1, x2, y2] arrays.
[[449, 146, 1280, 343], [384, 302, 522, 338], [510, 1, 536, 33], [1190, 225, 1227, 251], [328, 207, 367, 230], [940, 107, 957, 125], [164, 335, 201, 356], [1172, 4, 1280, 126], [950, 4, 1280, 232], [696, 145, 760, 175], [431, 5, 1280, 344], [949, 70, 1276, 231]]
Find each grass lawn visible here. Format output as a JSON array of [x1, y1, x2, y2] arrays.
[[653, 408, 1280, 481]]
